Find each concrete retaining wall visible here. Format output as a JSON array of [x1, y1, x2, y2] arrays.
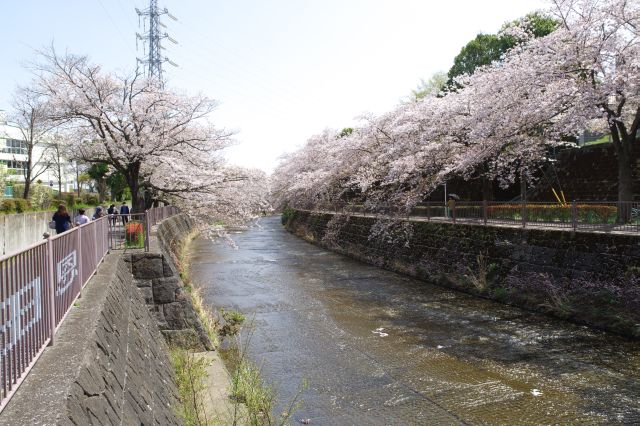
[[284, 210, 640, 338], [0, 208, 96, 256]]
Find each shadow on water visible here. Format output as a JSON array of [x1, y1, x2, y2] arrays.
[[191, 216, 640, 425]]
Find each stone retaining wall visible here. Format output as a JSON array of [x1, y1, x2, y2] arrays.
[[130, 252, 212, 351], [284, 210, 640, 338], [128, 213, 214, 351]]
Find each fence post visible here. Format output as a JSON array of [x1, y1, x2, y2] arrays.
[[76, 226, 82, 298], [46, 237, 56, 346], [452, 204, 456, 224], [483, 200, 488, 226], [521, 199, 526, 228], [144, 212, 151, 252], [572, 200, 577, 231]]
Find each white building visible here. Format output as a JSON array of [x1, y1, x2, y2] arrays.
[[0, 110, 76, 197]]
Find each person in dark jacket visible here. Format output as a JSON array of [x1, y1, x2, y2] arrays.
[[52, 204, 73, 234], [120, 202, 130, 225], [107, 204, 117, 226]]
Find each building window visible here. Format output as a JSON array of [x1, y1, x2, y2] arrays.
[[0, 159, 27, 173], [1, 139, 27, 155]]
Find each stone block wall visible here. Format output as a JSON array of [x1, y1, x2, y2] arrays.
[[128, 252, 212, 351], [156, 213, 196, 267], [285, 210, 640, 338]]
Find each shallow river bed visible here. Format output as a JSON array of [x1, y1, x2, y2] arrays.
[[190, 217, 640, 425]]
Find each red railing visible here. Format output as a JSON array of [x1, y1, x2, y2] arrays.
[[0, 205, 179, 412]]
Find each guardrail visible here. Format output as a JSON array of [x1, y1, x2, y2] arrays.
[[320, 201, 640, 233], [0, 205, 179, 412]]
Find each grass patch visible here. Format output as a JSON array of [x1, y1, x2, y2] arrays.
[[175, 228, 220, 347], [223, 325, 307, 426], [170, 347, 213, 425], [176, 228, 308, 424]]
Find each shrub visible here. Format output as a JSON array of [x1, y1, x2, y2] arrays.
[[81, 192, 100, 205], [281, 206, 296, 225], [64, 193, 77, 207], [13, 198, 31, 213], [11, 184, 24, 199], [29, 184, 54, 209], [125, 221, 145, 248], [220, 309, 245, 338], [0, 199, 16, 213], [85, 194, 99, 206], [484, 204, 618, 224]]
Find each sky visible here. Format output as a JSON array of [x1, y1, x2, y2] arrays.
[[0, 0, 547, 173]]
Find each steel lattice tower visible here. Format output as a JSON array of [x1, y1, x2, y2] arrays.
[[136, 0, 178, 82]]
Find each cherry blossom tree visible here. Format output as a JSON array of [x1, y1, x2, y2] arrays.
[[274, 0, 640, 217], [35, 48, 243, 213]]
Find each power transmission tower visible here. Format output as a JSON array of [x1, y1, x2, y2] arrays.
[[136, 0, 178, 82]]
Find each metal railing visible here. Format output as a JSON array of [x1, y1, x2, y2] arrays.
[[0, 205, 179, 412], [0, 216, 109, 411], [146, 205, 180, 228], [320, 201, 640, 234]]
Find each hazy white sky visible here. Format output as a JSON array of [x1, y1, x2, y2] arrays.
[[0, 0, 547, 173]]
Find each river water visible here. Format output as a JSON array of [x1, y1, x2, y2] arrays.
[[190, 216, 640, 425]]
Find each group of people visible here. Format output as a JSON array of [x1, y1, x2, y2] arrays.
[[51, 201, 131, 234]]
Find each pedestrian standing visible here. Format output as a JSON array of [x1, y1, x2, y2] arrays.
[[92, 206, 105, 220], [75, 208, 90, 226], [107, 203, 117, 226], [120, 202, 130, 225], [52, 204, 73, 234]]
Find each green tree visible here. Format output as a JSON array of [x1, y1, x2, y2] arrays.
[[408, 71, 448, 102], [447, 12, 559, 84], [86, 162, 109, 203], [339, 127, 354, 138], [106, 170, 127, 201]]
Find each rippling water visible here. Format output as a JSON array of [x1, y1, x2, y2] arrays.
[[190, 217, 640, 425]]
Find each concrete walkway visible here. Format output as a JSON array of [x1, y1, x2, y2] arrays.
[[194, 351, 244, 424]]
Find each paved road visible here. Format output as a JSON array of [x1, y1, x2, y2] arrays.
[[190, 216, 640, 425]]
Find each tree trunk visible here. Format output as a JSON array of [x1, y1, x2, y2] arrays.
[[481, 176, 494, 202], [97, 179, 107, 203], [144, 190, 154, 210], [23, 179, 31, 199], [125, 163, 145, 213], [129, 182, 146, 213], [617, 134, 635, 222]]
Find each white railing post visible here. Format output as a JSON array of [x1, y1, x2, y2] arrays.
[[46, 237, 55, 346], [144, 211, 151, 252], [76, 226, 82, 298]]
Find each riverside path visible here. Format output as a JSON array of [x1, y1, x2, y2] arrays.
[[190, 216, 640, 425]]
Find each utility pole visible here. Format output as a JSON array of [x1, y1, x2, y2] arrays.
[[136, 0, 178, 82]]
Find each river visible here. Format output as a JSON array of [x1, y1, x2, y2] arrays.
[[190, 216, 640, 425]]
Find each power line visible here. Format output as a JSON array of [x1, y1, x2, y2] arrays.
[[135, 0, 178, 82], [96, 0, 136, 57]]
